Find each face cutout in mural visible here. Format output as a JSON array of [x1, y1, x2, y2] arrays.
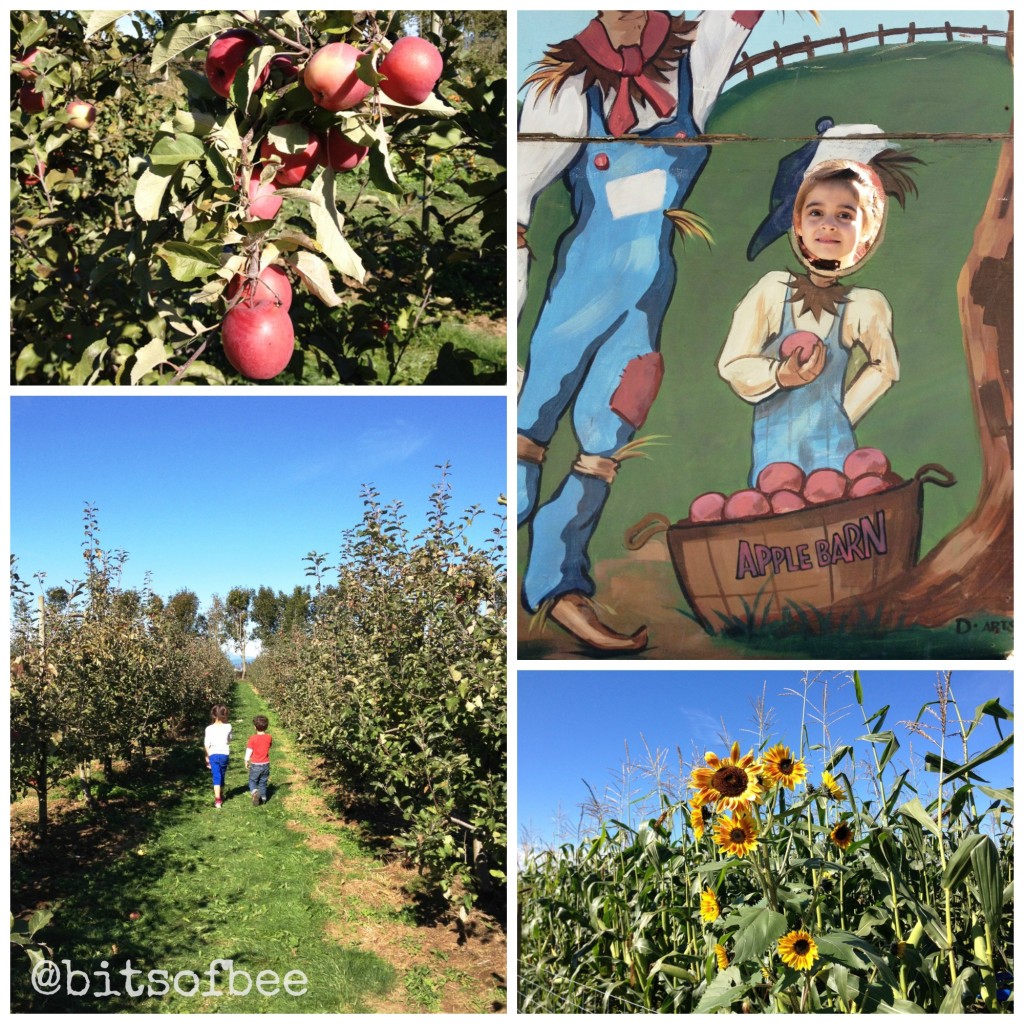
[[791, 159, 887, 277]]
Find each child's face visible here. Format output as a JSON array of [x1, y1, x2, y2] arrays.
[[796, 180, 865, 266]]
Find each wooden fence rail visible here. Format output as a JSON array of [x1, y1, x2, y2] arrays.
[[730, 22, 1008, 80]]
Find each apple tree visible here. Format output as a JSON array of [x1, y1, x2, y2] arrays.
[[11, 10, 507, 385]]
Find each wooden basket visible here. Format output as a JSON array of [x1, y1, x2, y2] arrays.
[[661, 465, 956, 633]]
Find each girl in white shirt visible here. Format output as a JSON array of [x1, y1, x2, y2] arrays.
[[203, 705, 232, 809]]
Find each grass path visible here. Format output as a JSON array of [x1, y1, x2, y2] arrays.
[[12, 683, 404, 1012]]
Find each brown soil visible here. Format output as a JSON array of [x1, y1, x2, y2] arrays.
[[281, 768, 507, 1014], [464, 313, 507, 339]]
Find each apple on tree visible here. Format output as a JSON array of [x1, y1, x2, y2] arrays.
[[304, 42, 372, 111], [205, 28, 268, 99], [15, 48, 39, 80], [226, 264, 292, 310], [18, 83, 45, 114], [379, 36, 444, 106], [65, 99, 96, 130], [221, 300, 295, 380], [320, 127, 369, 172], [259, 126, 320, 186], [243, 170, 283, 221]]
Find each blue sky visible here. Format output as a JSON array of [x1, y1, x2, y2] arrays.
[[517, 10, 1009, 87], [518, 669, 1014, 851], [11, 396, 507, 624]]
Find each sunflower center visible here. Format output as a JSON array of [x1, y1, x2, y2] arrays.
[[713, 766, 749, 797], [730, 828, 746, 843], [779, 758, 794, 773], [836, 826, 850, 840], [794, 939, 810, 955]]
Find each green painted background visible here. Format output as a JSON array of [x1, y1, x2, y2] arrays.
[[518, 42, 1012, 584]]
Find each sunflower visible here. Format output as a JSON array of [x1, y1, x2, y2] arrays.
[[699, 886, 720, 923], [690, 741, 763, 811], [690, 807, 705, 841], [777, 930, 819, 971], [712, 810, 759, 857], [830, 821, 854, 850], [761, 743, 808, 791], [714, 944, 729, 970], [821, 770, 846, 801]]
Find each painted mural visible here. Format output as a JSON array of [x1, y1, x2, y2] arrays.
[[517, 11, 1013, 659]]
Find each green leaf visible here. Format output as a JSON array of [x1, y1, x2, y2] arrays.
[[129, 338, 170, 385], [69, 340, 109, 385], [149, 134, 206, 169], [308, 170, 366, 283], [826, 745, 853, 772], [970, 836, 1003, 935], [896, 797, 941, 839], [21, 19, 49, 49], [730, 905, 788, 963], [156, 242, 221, 282], [150, 14, 237, 73], [876, 998, 927, 1013], [854, 670, 864, 705], [977, 785, 1014, 809], [938, 967, 976, 1013], [133, 166, 175, 221], [84, 11, 131, 38], [694, 965, 748, 1013], [925, 735, 1013, 784], [940, 834, 988, 890]]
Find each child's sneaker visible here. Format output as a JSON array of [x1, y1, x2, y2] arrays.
[[214, 799, 223, 809], [251, 789, 260, 806]]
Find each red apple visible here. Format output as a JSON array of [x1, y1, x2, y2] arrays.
[[270, 55, 298, 79], [320, 127, 369, 171], [723, 488, 772, 520], [259, 126, 320, 186], [205, 29, 267, 99], [18, 158, 46, 188], [227, 265, 292, 310], [129, 911, 141, 921], [847, 474, 888, 498], [244, 170, 282, 221], [16, 48, 39, 80], [379, 36, 444, 106], [756, 461, 805, 495], [304, 42, 372, 111], [222, 301, 295, 380], [65, 99, 96, 129], [843, 446, 891, 480], [779, 330, 823, 363], [883, 471, 904, 487], [769, 489, 807, 514], [688, 491, 727, 523], [18, 84, 45, 114], [803, 468, 848, 504]]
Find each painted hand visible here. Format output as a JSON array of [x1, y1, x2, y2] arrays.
[[776, 343, 826, 388]]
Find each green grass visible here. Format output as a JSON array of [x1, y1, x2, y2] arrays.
[[11, 682, 396, 1013]]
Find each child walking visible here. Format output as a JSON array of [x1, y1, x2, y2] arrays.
[[204, 705, 232, 809], [245, 715, 273, 806]]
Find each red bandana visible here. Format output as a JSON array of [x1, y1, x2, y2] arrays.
[[575, 12, 675, 137]]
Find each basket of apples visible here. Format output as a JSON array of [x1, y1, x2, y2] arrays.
[[664, 450, 956, 632]]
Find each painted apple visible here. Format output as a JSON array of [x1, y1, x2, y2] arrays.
[[769, 489, 807, 514], [723, 488, 772, 520], [222, 301, 295, 380], [304, 42, 372, 111], [205, 29, 267, 99], [779, 330, 823, 363], [379, 36, 444, 106], [18, 84, 45, 114], [320, 127, 369, 171], [65, 99, 96, 129], [259, 126, 321, 186], [883, 471, 904, 487], [16, 48, 39, 80], [847, 474, 888, 498], [843, 446, 891, 480], [756, 461, 805, 495], [227, 264, 292, 310], [688, 491, 727, 523], [803, 468, 848, 504], [244, 171, 282, 221]]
